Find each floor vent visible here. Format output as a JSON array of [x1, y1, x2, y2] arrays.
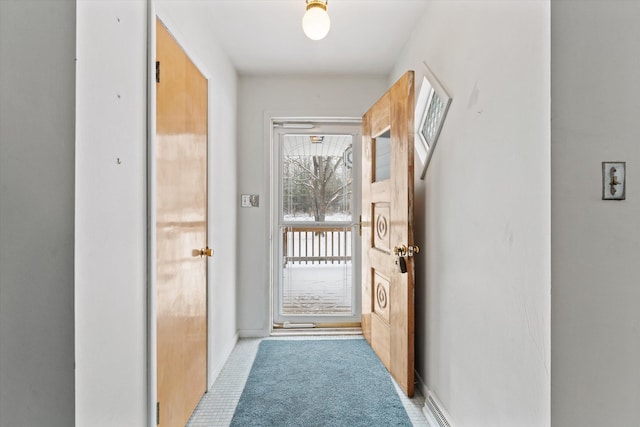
[[424, 391, 453, 427]]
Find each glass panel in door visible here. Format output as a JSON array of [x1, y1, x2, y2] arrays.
[[279, 133, 356, 321]]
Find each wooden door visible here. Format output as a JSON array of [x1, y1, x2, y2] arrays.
[[156, 18, 208, 427], [361, 71, 416, 397]]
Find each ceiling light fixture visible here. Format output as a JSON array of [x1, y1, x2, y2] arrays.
[[302, 0, 330, 41]]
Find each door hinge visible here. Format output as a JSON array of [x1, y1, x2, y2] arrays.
[[156, 401, 160, 425], [358, 215, 362, 236], [155, 61, 160, 83]]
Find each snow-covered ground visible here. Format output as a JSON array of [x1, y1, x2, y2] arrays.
[[283, 212, 352, 222], [282, 264, 353, 315]]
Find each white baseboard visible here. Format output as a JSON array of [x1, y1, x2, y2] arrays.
[[414, 371, 437, 427], [238, 328, 270, 338], [415, 370, 429, 402]]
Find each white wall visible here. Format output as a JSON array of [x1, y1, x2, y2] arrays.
[[390, 2, 551, 426], [236, 75, 387, 336], [76, 1, 238, 425], [75, 1, 147, 425], [0, 1, 76, 426], [551, 2, 640, 426]]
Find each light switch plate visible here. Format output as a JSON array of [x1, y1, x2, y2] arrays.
[[602, 162, 626, 200], [241, 194, 259, 207]]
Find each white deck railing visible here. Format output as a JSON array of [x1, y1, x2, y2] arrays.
[[283, 226, 352, 265]]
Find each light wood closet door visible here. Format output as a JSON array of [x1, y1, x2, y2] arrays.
[[156, 18, 208, 427]]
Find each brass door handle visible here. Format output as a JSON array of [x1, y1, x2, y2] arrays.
[[199, 247, 213, 257], [393, 245, 420, 257]]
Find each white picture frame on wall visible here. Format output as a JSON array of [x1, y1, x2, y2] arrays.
[[415, 62, 452, 179]]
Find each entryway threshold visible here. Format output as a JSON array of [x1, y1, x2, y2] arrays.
[[271, 326, 362, 337]]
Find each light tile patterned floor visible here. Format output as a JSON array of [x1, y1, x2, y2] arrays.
[[187, 336, 429, 427]]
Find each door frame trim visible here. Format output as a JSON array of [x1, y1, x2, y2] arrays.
[[146, 6, 157, 426], [268, 117, 364, 330]]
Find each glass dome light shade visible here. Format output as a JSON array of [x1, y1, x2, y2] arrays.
[[302, 5, 330, 41]]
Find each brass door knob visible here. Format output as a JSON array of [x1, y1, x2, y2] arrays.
[[200, 247, 213, 257], [393, 245, 407, 256], [393, 245, 420, 257]]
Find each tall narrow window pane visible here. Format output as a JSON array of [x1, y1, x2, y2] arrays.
[[374, 130, 391, 182]]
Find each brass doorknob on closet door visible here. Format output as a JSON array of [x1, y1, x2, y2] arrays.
[[199, 247, 213, 257]]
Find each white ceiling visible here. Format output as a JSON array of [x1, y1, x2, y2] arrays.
[[160, 0, 429, 76]]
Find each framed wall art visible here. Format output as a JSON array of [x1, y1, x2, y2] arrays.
[[415, 62, 452, 179]]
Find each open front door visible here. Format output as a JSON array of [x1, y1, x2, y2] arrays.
[[156, 18, 208, 427], [361, 71, 416, 397]]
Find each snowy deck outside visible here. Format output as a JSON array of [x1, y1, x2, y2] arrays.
[[281, 213, 354, 315], [283, 263, 353, 314]]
